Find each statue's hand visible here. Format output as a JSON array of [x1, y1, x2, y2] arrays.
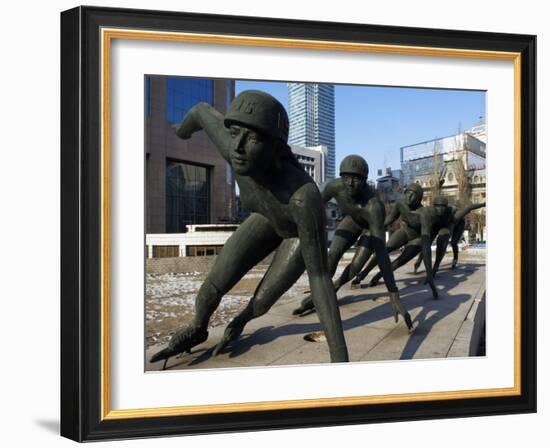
[[175, 104, 202, 140], [292, 303, 315, 316], [292, 295, 315, 316], [389, 292, 414, 331]]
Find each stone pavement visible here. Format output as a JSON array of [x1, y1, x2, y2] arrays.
[[146, 258, 486, 371]]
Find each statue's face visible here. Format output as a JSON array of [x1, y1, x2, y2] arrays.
[[405, 189, 419, 208], [228, 125, 278, 175], [341, 173, 365, 198]]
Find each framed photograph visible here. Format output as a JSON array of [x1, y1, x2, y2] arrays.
[[61, 6, 536, 442]]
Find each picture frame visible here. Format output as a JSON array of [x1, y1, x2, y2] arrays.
[[60, 5, 536, 442]]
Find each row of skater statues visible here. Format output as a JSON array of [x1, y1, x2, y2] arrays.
[[150, 90, 485, 368]]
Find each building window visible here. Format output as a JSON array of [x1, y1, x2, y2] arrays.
[[186, 245, 224, 256], [165, 78, 213, 124], [152, 245, 179, 258], [166, 161, 210, 232]]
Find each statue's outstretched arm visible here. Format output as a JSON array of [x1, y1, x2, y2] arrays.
[[454, 202, 486, 222], [291, 184, 348, 362], [433, 228, 451, 275], [365, 200, 397, 292], [364, 200, 413, 329], [175, 102, 231, 161], [420, 212, 439, 299]]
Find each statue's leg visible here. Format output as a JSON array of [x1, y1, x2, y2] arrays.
[[213, 238, 306, 355], [334, 236, 373, 290], [292, 216, 360, 315], [150, 213, 282, 364], [327, 216, 363, 276], [451, 220, 465, 269], [451, 241, 459, 269], [356, 229, 408, 284], [370, 243, 421, 286]]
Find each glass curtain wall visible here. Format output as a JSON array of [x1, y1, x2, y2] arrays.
[[166, 161, 210, 232]]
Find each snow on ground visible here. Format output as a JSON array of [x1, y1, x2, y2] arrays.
[[145, 268, 298, 349], [144, 264, 347, 349]]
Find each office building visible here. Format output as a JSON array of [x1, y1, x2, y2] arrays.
[[145, 76, 236, 234], [288, 83, 336, 180], [376, 170, 402, 203], [399, 123, 487, 240], [290, 144, 327, 186]]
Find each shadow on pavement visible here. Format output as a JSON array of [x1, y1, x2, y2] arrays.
[[173, 262, 483, 366]]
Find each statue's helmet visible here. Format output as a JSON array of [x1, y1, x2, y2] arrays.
[[405, 182, 424, 201], [339, 155, 369, 179], [224, 90, 289, 142], [433, 195, 449, 207]]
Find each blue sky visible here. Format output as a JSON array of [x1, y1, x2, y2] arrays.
[[236, 80, 485, 178]]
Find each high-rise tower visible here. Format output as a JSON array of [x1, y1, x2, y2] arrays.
[[287, 83, 336, 180]]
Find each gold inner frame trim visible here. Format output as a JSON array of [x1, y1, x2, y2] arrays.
[[100, 27, 522, 421]]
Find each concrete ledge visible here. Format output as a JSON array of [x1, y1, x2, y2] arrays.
[[447, 287, 486, 357], [146, 256, 217, 275], [146, 253, 275, 275]]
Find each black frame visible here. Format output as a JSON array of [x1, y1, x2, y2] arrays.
[[61, 6, 536, 442]]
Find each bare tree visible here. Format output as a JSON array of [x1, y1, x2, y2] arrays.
[[430, 139, 446, 204], [468, 208, 486, 241], [454, 152, 472, 208]]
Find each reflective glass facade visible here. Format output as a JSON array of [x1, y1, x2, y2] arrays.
[[400, 132, 486, 186], [165, 78, 213, 124], [145, 76, 236, 233], [166, 161, 210, 232]]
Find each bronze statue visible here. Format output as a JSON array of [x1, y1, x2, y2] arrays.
[[413, 202, 486, 275], [366, 198, 484, 292], [328, 182, 429, 295], [290, 172, 414, 325], [211, 156, 412, 357], [150, 90, 349, 366]]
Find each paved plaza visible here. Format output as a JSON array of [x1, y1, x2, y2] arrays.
[[146, 252, 486, 371]]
